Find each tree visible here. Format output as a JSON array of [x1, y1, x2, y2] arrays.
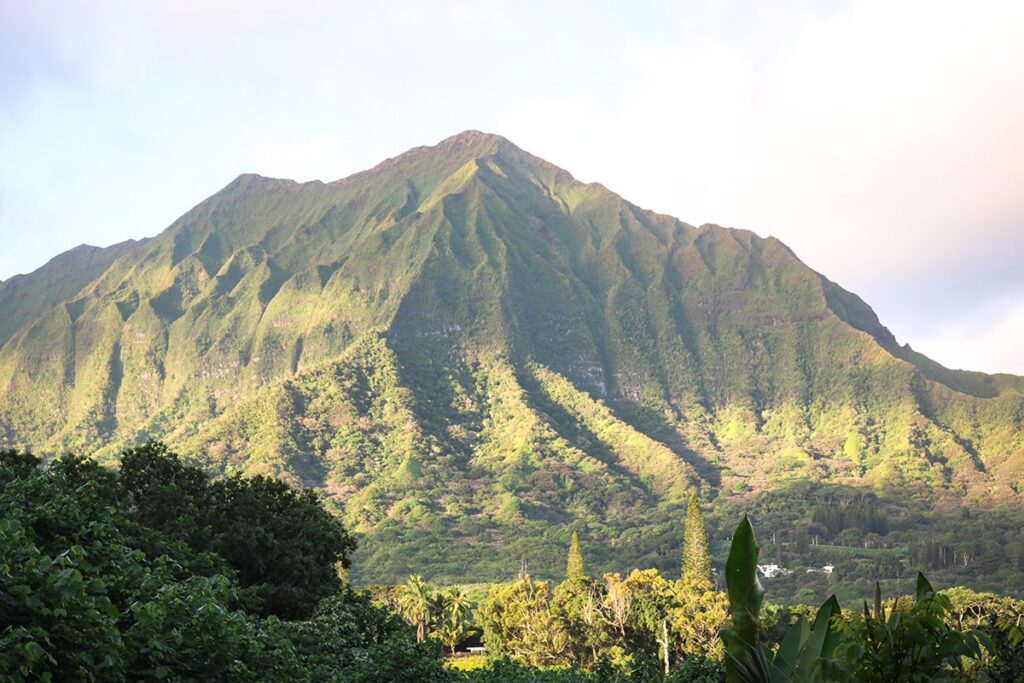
[[433, 587, 472, 655], [622, 569, 674, 671], [206, 472, 355, 619], [0, 449, 40, 479], [552, 576, 609, 667], [119, 442, 211, 549], [0, 448, 442, 681], [602, 573, 632, 639], [117, 442, 355, 619], [399, 575, 433, 643], [566, 531, 585, 579], [480, 575, 571, 667], [668, 580, 728, 659], [682, 491, 712, 588], [0, 451, 308, 680]]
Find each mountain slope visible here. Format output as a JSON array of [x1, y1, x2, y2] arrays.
[[1, 131, 1021, 589], [0, 240, 144, 348]]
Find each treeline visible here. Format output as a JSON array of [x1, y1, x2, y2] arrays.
[[711, 482, 1024, 604], [373, 508, 727, 674], [0, 444, 446, 681], [3, 444, 1024, 682], [372, 495, 1024, 682], [810, 496, 890, 537]]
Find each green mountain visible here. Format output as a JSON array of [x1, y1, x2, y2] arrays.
[[2, 131, 1022, 594]]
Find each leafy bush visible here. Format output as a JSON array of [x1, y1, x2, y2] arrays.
[[0, 445, 437, 681], [720, 515, 993, 683]]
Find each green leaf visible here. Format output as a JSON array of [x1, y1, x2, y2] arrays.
[[721, 515, 765, 683], [770, 615, 809, 678], [915, 573, 934, 602], [792, 596, 841, 681]]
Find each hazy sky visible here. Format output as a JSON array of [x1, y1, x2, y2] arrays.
[[2, 0, 1022, 374]]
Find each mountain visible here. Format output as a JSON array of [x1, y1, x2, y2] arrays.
[[2, 131, 1022, 593]]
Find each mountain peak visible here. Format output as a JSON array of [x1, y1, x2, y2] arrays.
[[364, 130, 516, 176], [436, 129, 512, 151], [415, 129, 519, 168]]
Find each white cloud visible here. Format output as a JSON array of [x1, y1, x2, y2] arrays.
[[498, 0, 1024, 288], [492, 0, 1024, 375], [912, 296, 1024, 375]]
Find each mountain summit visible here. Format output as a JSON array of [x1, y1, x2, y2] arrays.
[[1, 132, 1021, 583]]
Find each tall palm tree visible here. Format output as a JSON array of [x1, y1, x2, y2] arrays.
[[435, 587, 472, 655], [428, 590, 448, 624], [398, 574, 433, 642], [445, 587, 472, 624]]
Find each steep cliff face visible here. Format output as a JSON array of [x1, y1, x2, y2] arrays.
[[1, 131, 1021, 582]]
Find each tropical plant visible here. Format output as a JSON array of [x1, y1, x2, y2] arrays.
[[721, 515, 843, 683], [434, 586, 474, 654], [832, 577, 990, 682], [399, 574, 435, 643]]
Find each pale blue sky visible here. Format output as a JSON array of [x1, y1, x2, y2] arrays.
[[2, 0, 1022, 373]]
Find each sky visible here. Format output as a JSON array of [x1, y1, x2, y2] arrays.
[[1, 0, 1022, 374]]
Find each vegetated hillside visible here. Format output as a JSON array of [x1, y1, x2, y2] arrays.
[[1, 131, 1022, 595]]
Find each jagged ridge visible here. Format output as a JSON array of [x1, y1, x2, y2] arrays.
[[1, 131, 1022, 584]]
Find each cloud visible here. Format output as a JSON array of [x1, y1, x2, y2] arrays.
[[497, 0, 1024, 290], [911, 295, 1024, 375]]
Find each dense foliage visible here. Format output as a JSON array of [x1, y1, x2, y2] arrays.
[[381, 512, 1023, 682], [719, 516, 1018, 683], [0, 445, 444, 681], [3, 445, 1022, 681], [116, 442, 356, 618]]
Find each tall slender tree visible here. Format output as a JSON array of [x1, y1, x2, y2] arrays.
[[566, 531, 585, 579], [682, 491, 712, 587], [398, 574, 433, 642]]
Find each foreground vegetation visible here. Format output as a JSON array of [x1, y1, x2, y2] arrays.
[[2, 443, 1022, 681]]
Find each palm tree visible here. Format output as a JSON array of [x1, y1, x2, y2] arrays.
[[398, 574, 433, 642], [435, 587, 473, 655], [428, 590, 448, 636]]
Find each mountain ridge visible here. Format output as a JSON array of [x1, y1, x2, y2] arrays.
[[1, 130, 1022, 589]]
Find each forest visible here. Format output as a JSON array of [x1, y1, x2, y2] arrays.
[[2, 442, 1023, 682]]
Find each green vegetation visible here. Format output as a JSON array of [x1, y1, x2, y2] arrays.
[[0, 444, 443, 682], [400, 574, 435, 643], [3, 444, 1022, 681], [568, 532, 586, 579], [1, 130, 1024, 601], [719, 516, 1008, 682], [683, 492, 712, 587]]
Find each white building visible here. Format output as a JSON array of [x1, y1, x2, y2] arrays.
[[757, 563, 792, 578]]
